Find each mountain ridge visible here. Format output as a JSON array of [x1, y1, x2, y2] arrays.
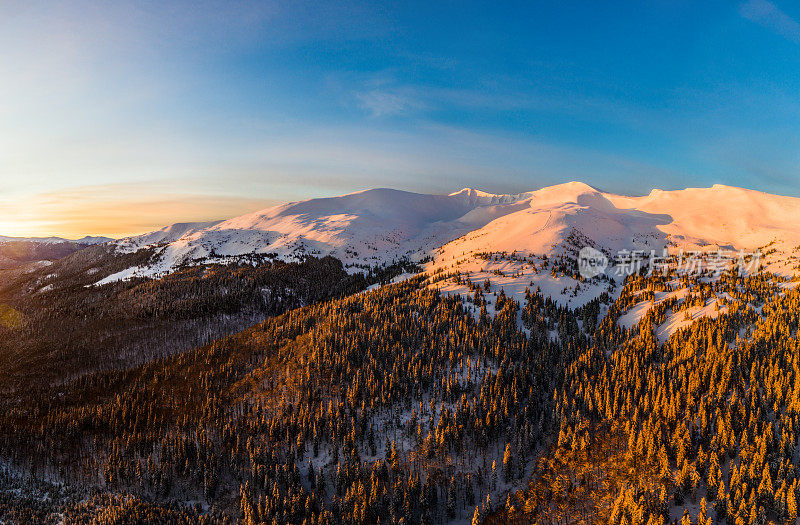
[[102, 181, 800, 286], [0, 235, 112, 245], [0, 235, 113, 269]]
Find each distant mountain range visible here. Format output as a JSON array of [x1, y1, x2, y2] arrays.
[[0, 235, 111, 245], [0, 235, 112, 269]]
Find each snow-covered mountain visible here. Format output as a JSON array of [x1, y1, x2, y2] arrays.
[[102, 182, 800, 294], [111, 187, 542, 278], [0, 235, 112, 245], [434, 182, 800, 260], [606, 184, 800, 251]]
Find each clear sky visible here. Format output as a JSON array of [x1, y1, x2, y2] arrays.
[[1, 0, 799, 238]]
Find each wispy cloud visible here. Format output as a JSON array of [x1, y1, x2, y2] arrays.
[[740, 0, 800, 43], [355, 89, 424, 117]]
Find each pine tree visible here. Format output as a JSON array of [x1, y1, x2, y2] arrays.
[[502, 443, 514, 483], [447, 480, 457, 518], [240, 484, 255, 525], [788, 487, 798, 523], [714, 480, 727, 519], [471, 505, 481, 525], [696, 497, 710, 525]]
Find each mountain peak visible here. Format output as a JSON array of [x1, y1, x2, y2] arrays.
[[449, 187, 498, 198], [539, 180, 599, 193]]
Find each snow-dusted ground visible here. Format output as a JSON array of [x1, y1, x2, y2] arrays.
[[429, 253, 620, 311], [615, 247, 799, 343], [296, 355, 530, 524]]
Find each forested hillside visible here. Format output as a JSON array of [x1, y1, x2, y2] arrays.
[[0, 271, 600, 523], [0, 243, 798, 524], [0, 241, 85, 269], [493, 267, 800, 524], [0, 251, 383, 390]]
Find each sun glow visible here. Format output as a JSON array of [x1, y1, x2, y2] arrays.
[[0, 221, 50, 239], [0, 186, 276, 239]]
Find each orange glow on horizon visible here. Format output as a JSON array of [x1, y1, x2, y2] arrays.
[[0, 185, 277, 239]]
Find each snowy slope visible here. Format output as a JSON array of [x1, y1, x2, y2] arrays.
[[108, 188, 539, 280], [428, 181, 800, 310], [102, 182, 800, 295], [433, 182, 669, 258], [606, 184, 800, 252], [434, 182, 800, 267], [428, 182, 670, 309], [116, 221, 221, 251]]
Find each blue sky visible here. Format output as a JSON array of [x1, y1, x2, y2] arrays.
[[1, 0, 799, 237]]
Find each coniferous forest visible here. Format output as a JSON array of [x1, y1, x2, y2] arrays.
[[0, 247, 798, 525]]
